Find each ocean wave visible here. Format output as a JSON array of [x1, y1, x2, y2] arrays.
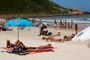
[[29, 16, 90, 24]]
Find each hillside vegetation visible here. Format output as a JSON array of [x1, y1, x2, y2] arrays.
[[0, 0, 69, 15]]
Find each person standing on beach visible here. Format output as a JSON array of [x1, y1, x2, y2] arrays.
[[68, 22, 70, 29], [74, 24, 78, 34], [32, 18, 35, 26], [71, 20, 73, 28], [64, 20, 67, 29], [54, 20, 57, 30], [60, 20, 63, 29]]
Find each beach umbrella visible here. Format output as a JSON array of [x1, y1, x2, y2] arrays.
[[4, 18, 32, 40], [72, 26, 90, 42], [4, 18, 32, 26]]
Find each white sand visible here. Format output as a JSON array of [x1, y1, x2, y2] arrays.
[[0, 27, 90, 60]]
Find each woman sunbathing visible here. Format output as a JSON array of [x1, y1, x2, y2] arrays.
[[7, 40, 25, 48], [51, 31, 61, 36], [63, 34, 75, 41], [39, 28, 61, 36], [42, 36, 63, 42], [25, 44, 54, 52], [6, 40, 54, 52]]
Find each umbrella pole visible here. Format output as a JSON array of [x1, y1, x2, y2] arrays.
[[17, 26, 19, 40]]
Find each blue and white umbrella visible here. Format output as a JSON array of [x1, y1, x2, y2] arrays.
[[4, 18, 32, 26], [4, 18, 32, 40]]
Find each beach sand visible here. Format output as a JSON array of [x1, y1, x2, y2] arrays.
[[0, 25, 90, 60]]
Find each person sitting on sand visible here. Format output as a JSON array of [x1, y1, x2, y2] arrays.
[[39, 28, 51, 36], [42, 28, 49, 36], [63, 34, 75, 41], [42, 36, 63, 42], [39, 23, 48, 36]]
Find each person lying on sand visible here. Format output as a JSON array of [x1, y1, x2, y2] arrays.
[[42, 36, 63, 42], [63, 34, 75, 41], [6, 40, 54, 53], [25, 44, 54, 52], [39, 29, 61, 36], [47, 31, 60, 36], [7, 40, 25, 48], [51, 31, 61, 36]]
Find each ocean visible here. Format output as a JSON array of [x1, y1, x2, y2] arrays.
[[29, 16, 90, 24], [29, 16, 90, 30], [42, 16, 90, 24]]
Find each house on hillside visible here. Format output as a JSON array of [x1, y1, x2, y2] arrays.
[[69, 8, 84, 15]]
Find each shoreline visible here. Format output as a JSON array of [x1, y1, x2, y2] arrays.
[[0, 14, 90, 18]]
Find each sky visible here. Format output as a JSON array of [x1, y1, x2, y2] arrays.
[[52, 0, 90, 12]]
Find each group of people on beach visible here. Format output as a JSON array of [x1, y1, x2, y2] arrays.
[[53, 19, 78, 34], [37, 20, 76, 42], [1, 17, 80, 55], [42, 32, 75, 42], [53, 20, 74, 29], [31, 18, 78, 35]]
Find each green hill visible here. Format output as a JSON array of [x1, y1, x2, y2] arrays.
[[0, 0, 69, 15]]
